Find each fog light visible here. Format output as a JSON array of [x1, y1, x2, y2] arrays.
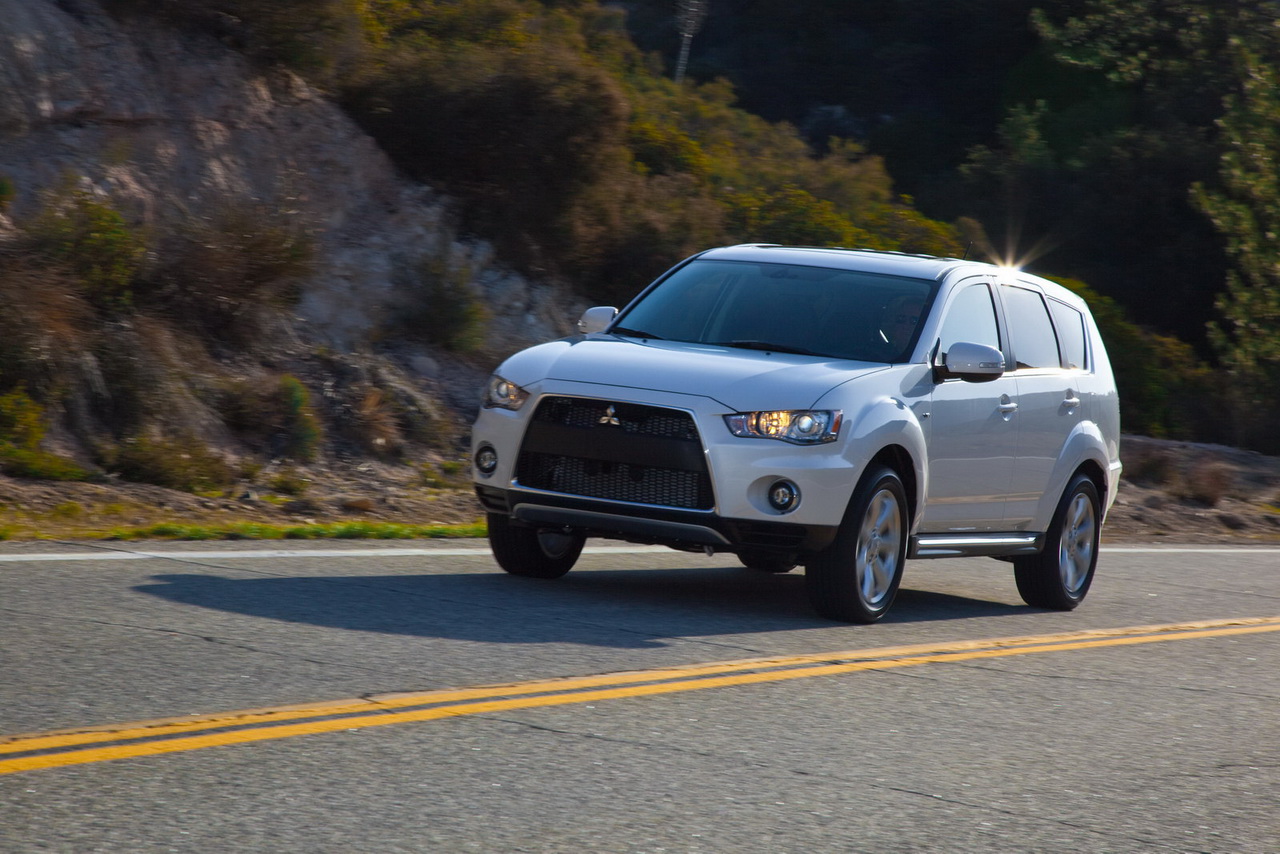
[[475, 445, 499, 475], [767, 480, 800, 512]]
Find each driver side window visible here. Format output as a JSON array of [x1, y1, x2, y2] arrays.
[[936, 283, 1000, 363]]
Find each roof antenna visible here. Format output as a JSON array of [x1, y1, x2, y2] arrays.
[[962, 241, 973, 261]]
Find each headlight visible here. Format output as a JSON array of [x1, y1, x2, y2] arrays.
[[724, 410, 842, 444], [484, 375, 530, 410]]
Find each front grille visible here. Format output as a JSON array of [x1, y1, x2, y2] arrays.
[[516, 397, 713, 510], [539, 397, 698, 439]]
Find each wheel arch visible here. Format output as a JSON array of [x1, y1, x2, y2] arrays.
[[1031, 422, 1115, 530], [1075, 457, 1109, 516], [868, 443, 919, 529]]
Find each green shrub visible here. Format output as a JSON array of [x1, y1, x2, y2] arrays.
[[0, 387, 47, 451], [0, 174, 14, 210], [399, 254, 489, 352], [105, 435, 234, 493], [51, 501, 85, 519], [0, 387, 94, 481], [267, 467, 310, 496], [218, 374, 325, 460], [150, 199, 314, 347], [279, 375, 323, 461], [0, 447, 94, 481], [420, 460, 469, 489], [344, 27, 631, 271], [725, 186, 865, 247], [102, 0, 373, 88], [28, 188, 146, 315], [229, 0, 370, 85], [629, 119, 711, 180]]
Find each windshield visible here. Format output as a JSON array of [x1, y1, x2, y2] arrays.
[[613, 259, 938, 363]]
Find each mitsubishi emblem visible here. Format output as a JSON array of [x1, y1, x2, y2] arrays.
[[598, 405, 622, 426]]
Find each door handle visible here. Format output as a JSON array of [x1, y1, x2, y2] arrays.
[[1063, 390, 1081, 409], [998, 395, 1018, 414]]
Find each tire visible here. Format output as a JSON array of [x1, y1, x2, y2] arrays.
[[805, 466, 908, 623], [738, 550, 798, 573], [487, 512, 585, 579], [1014, 474, 1100, 610]]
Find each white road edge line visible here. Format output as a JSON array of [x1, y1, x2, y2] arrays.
[[0, 545, 1277, 562], [0, 546, 674, 562], [1101, 547, 1280, 554]]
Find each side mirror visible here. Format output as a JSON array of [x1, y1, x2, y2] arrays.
[[937, 341, 1006, 383], [577, 306, 618, 334]]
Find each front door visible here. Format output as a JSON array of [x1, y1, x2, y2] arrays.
[[919, 280, 1017, 532]]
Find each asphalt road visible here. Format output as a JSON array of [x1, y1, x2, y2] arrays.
[[2, 540, 1278, 853]]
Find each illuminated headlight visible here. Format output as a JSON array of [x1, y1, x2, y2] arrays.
[[483, 375, 529, 410], [724, 410, 842, 444]]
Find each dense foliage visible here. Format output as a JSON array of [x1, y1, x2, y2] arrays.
[[0, 181, 319, 487], [626, 0, 1280, 450], [60, 0, 1280, 453], [107, 0, 964, 306]]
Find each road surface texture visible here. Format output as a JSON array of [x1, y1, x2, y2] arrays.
[[2, 540, 1277, 853]]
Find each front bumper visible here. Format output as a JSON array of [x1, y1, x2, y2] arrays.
[[473, 383, 866, 525], [475, 484, 839, 555]]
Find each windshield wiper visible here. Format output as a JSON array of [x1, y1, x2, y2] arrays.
[[712, 340, 821, 356], [611, 326, 664, 340]]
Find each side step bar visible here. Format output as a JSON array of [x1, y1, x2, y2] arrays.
[[910, 533, 1043, 559]]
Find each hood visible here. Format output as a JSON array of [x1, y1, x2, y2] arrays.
[[498, 335, 889, 412]]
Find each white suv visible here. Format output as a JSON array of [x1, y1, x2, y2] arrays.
[[471, 245, 1122, 622]]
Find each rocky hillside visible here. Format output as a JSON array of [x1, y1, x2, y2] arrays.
[[2, 433, 1278, 542], [1, 0, 579, 351], [1, 1, 1277, 544], [0, 0, 595, 502]]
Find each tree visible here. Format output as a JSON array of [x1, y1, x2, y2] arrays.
[[1194, 47, 1280, 452]]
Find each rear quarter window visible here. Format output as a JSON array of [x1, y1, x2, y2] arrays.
[[1048, 299, 1089, 370]]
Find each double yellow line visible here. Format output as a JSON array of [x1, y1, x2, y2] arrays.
[[5, 616, 1278, 775]]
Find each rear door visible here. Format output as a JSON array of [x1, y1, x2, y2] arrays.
[[999, 284, 1085, 527]]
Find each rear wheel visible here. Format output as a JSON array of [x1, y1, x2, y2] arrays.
[[1014, 474, 1100, 609], [487, 512, 585, 579], [805, 466, 908, 623]]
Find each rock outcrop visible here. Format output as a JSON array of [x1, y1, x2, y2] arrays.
[[0, 0, 578, 353]]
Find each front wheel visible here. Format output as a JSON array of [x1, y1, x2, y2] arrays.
[[805, 466, 908, 623], [1014, 474, 1100, 609], [487, 512, 585, 579]]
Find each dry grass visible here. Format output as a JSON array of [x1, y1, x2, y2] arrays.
[[354, 386, 404, 457], [0, 254, 96, 397], [1122, 442, 1180, 486], [1174, 458, 1235, 507], [150, 199, 314, 347]]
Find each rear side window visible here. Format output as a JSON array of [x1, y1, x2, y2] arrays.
[[1049, 299, 1089, 370], [1004, 286, 1061, 370]]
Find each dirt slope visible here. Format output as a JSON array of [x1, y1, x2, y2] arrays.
[[2, 435, 1275, 543]]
